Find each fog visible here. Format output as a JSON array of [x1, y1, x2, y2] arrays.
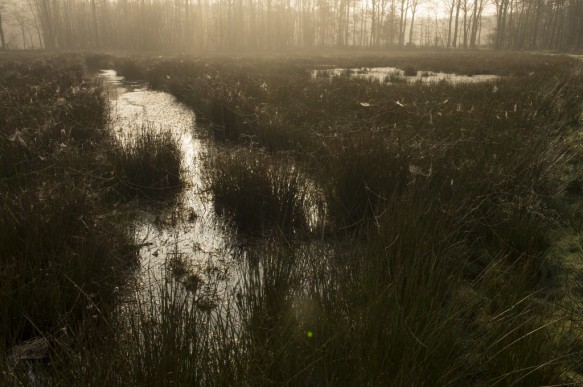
[[0, 0, 581, 51]]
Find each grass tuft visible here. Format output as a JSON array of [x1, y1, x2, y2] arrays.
[[205, 148, 313, 235], [109, 129, 183, 201]]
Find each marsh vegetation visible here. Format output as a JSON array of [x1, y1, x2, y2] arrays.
[[2, 50, 583, 385]]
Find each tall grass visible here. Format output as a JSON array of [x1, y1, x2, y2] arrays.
[[2, 51, 581, 385], [0, 55, 137, 369], [100, 51, 583, 385], [0, 179, 136, 347], [109, 129, 184, 201], [205, 147, 314, 235], [46, 211, 567, 385], [319, 129, 410, 230]]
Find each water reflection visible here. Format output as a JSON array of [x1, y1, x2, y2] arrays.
[[312, 67, 500, 84], [99, 70, 236, 291]]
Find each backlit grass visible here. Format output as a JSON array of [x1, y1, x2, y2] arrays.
[[109, 129, 184, 201], [205, 147, 312, 235]]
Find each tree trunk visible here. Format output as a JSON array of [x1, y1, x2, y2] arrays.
[[409, 9, 416, 44], [453, 0, 461, 47], [447, 1, 454, 47], [462, 1, 468, 48], [19, 19, 27, 49], [0, 11, 5, 50], [495, 0, 509, 49], [37, 0, 56, 49], [398, 0, 408, 45], [469, 0, 482, 48]]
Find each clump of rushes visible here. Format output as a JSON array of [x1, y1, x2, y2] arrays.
[[205, 147, 311, 235], [0, 59, 107, 143], [254, 107, 314, 152], [53, 266, 241, 386], [320, 129, 410, 230], [345, 197, 566, 386], [110, 129, 183, 201]]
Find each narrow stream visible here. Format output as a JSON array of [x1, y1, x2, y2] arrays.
[[100, 70, 237, 294]]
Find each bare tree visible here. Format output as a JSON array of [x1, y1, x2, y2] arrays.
[[0, 14, 5, 49], [446, 0, 455, 47], [0, 1, 7, 50], [469, 0, 485, 48], [398, 0, 409, 45], [493, 0, 509, 48], [408, 0, 422, 44], [452, 0, 461, 47]]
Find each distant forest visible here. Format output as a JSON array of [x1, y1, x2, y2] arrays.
[[0, 0, 581, 51]]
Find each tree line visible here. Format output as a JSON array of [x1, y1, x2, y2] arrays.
[[493, 0, 582, 49], [0, 0, 581, 51]]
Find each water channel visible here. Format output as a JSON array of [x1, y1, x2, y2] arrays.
[[100, 69, 238, 299]]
